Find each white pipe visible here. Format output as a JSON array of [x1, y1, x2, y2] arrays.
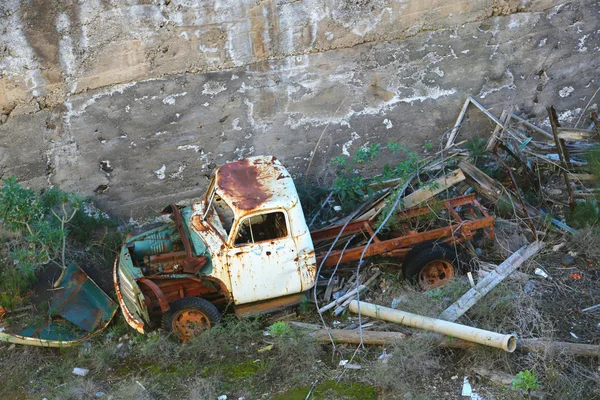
[[349, 300, 517, 352]]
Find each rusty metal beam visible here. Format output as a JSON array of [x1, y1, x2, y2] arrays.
[[317, 217, 494, 268]]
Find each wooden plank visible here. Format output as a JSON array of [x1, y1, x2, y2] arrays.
[[400, 169, 466, 209], [438, 241, 545, 322], [568, 173, 597, 181], [445, 97, 472, 149], [356, 169, 466, 222], [518, 338, 600, 357], [486, 109, 509, 151], [294, 323, 600, 357], [549, 107, 575, 210], [557, 128, 599, 142]]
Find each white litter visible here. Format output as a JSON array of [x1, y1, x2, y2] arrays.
[[72, 367, 89, 377]]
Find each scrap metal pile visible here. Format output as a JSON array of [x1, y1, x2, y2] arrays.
[[308, 96, 600, 356]]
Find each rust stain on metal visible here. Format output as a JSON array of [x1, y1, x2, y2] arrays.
[[216, 158, 272, 210]]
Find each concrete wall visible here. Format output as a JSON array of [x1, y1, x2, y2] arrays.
[[0, 0, 598, 218]]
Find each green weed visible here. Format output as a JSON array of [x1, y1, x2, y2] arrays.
[[512, 370, 539, 393]]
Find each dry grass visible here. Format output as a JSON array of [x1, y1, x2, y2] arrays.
[[570, 226, 600, 263], [360, 334, 443, 398]]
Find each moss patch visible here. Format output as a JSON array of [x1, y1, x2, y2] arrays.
[[273, 380, 378, 400]]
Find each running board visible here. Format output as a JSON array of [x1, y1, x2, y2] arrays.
[[233, 292, 306, 317]]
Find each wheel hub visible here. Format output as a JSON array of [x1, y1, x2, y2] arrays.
[[418, 260, 455, 290], [172, 310, 211, 340]]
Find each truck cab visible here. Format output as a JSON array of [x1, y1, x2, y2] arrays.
[[114, 156, 316, 340]]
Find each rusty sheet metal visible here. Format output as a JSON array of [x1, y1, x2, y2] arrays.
[[0, 264, 118, 347], [214, 156, 297, 215]]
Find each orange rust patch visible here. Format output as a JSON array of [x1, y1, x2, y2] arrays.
[[216, 158, 275, 210]]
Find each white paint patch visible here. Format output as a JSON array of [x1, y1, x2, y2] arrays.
[[349, 7, 392, 37], [155, 131, 168, 136], [178, 145, 201, 152], [461, 50, 470, 54], [244, 98, 268, 132], [538, 38, 547, 47], [507, 15, 521, 30], [398, 86, 457, 104], [432, 67, 444, 77], [231, 74, 239, 80], [342, 132, 360, 156], [125, 105, 130, 113], [169, 163, 187, 180], [232, 118, 242, 131], [383, 119, 393, 129], [559, 86, 574, 98], [578, 35, 589, 52], [203, 81, 227, 95], [155, 165, 166, 180], [557, 108, 582, 123], [163, 92, 187, 105], [478, 70, 515, 99], [237, 82, 252, 93], [63, 81, 139, 125], [203, 102, 210, 107], [326, 32, 334, 41], [234, 144, 255, 159]]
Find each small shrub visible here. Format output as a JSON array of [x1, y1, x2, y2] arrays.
[[569, 199, 600, 228], [268, 321, 291, 336], [465, 136, 490, 166], [512, 369, 539, 393]]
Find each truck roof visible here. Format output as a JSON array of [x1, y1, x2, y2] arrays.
[[213, 156, 298, 215]]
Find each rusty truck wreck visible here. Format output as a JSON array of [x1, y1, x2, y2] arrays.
[[115, 156, 494, 340]]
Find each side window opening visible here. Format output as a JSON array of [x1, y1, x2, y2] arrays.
[[213, 195, 234, 234], [234, 211, 288, 246]]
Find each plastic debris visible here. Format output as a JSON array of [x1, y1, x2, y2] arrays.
[[72, 367, 89, 377], [534, 268, 551, 280]]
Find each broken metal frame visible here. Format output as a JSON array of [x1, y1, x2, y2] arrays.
[[312, 194, 495, 268]]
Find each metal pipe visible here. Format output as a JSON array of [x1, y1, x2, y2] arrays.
[[349, 300, 517, 352]]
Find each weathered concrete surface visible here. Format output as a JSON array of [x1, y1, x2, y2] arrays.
[[0, 0, 598, 218]]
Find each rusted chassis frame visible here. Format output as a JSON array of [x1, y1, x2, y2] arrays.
[[313, 195, 495, 268]]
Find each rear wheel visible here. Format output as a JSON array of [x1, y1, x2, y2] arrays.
[[402, 246, 457, 290], [162, 297, 221, 341]]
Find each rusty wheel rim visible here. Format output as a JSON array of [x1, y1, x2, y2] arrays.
[[418, 260, 455, 290], [172, 310, 211, 340]]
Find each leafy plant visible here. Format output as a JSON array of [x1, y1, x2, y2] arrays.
[[465, 136, 490, 166], [353, 143, 381, 164], [570, 198, 600, 228], [512, 369, 539, 393], [267, 321, 291, 336], [0, 178, 114, 297]]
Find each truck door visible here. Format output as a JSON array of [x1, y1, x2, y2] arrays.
[[227, 211, 302, 304]]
